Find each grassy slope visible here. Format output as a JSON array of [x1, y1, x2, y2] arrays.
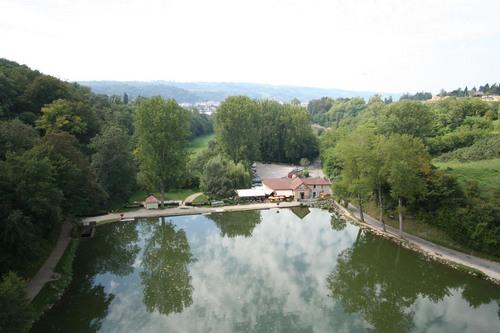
[[188, 133, 215, 154], [433, 158, 500, 195]]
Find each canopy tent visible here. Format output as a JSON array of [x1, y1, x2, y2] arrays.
[[236, 187, 271, 198]]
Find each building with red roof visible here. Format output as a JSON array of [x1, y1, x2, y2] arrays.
[[144, 195, 159, 209], [263, 175, 331, 200]]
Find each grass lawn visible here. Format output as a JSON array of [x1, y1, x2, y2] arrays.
[[364, 201, 500, 262], [193, 193, 209, 203], [433, 158, 500, 195], [128, 188, 199, 203], [188, 133, 215, 154]]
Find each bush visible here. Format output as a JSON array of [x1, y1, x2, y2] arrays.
[[435, 135, 500, 162], [0, 272, 33, 333]]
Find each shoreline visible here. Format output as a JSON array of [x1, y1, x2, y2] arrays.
[[82, 200, 500, 285], [330, 201, 500, 285], [84, 201, 303, 225]]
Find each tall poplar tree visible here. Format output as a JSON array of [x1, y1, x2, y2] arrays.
[[134, 97, 190, 207]]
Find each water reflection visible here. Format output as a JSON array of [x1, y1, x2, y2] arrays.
[[31, 209, 500, 333], [208, 210, 262, 237], [141, 218, 194, 315], [327, 230, 500, 332], [290, 206, 311, 219], [330, 214, 347, 231]]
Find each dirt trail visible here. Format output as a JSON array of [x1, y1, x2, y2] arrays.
[[26, 222, 73, 301]]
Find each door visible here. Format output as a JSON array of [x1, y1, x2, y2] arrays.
[[300, 192, 305, 199]]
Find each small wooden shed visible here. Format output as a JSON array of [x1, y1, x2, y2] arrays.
[[144, 195, 159, 209]]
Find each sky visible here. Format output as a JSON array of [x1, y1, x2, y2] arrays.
[[1, 0, 499, 93]]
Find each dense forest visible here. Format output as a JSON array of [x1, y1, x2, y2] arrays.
[[0, 59, 216, 332], [1, 57, 499, 331], [314, 95, 500, 258], [0, 59, 322, 332]]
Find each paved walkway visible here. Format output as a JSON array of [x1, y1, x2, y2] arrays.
[[83, 201, 302, 225], [26, 222, 73, 301], [182, 192, 204, 205], [337, 202, 500, 282]]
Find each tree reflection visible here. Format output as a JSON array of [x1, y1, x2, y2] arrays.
[[31, 270, 115, 333], [330, 215, 346, 231], [325, 230, 498, 332], [80, 220, 140, 277], [141, 219, 194, 315], [208, 210, 262, 237], [291, 206, 311, 220]]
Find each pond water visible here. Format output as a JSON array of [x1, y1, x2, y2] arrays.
[[32, 208, 500, 333]]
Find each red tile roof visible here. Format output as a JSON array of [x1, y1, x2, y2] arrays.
[[262, 178, 295, 190], [263, 177, 331, 190], [302, 177, 332, 186], [145, 195, 159, 203]]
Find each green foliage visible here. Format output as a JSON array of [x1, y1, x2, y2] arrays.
[[32, 239, 79, 321], [214, 97, 318, 164], [435, 135, 500, 162], [380, 101, 434, 138], [91, 125, 136, 203], [0, 272, 33, 333], [188, 109, 213, 138], [308, 97, 366, 127], [214, 96, 261, 162], [200, 154, 250, 199], [259, 101, 318, 163], [134, 97, 191, 202], [38, 133, 107, 216], [399, 91, 432, 101], [36, 99, 99, 144], [0, 119, 38, 159]]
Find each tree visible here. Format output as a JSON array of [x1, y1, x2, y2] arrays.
[[0, 272, 33, 333], [214, 96, 261, 163], [383, 134, 430, 236], [200, 154, 250, 198], [134, 97, 190, 207], [90, 125, 136, 203], [333, 128, 374, 222], [0, 119, 38, 160], [38, 132, 107, 215], [208, 210, 262, 237], [36, 99, 100, 144], [364, 135, 389, 231], [141, 220, 193, 315], [381, 101, 433, 139]]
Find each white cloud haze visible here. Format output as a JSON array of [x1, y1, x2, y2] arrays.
[[1, 0, 499, 93]]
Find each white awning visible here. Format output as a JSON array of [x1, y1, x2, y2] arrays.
[[236, 188, 266, 197], [275, 190, 294, 197]]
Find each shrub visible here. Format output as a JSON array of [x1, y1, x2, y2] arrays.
[[0, 272, 33, 333]]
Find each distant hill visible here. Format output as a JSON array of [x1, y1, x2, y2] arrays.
[[79, 81, 400, 103]]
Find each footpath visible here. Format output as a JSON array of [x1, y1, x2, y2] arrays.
[[26, 222, 73, 301], [337, 202, 500, 283], [83, 201, 301, 225]]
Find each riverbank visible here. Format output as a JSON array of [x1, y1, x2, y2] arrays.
[[83, 201, 302, 225], [331, 200, 500, 284]]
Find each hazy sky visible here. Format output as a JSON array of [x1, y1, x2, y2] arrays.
[[1, 0, 499, 93]]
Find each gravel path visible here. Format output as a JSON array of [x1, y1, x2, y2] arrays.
[[182, 192, 204, 205], [83, 202, 302, 225], [338, 202, 500, 282], [26, 222, 73, 301]]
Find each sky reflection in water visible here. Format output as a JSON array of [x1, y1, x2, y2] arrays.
[[32, 208, 500, 333]]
